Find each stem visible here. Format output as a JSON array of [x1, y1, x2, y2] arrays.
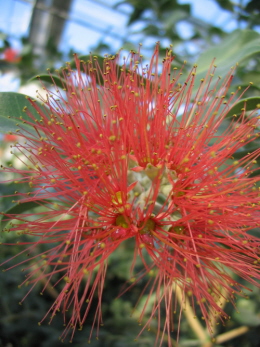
[[208, 286, 229, 336], [174, 284, 249, 346], [215, 326, 249, 344], [174, 284, 209, 344]]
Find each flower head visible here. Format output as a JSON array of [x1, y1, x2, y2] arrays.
[[3, 47, 20, 63], [1, 44, 260, 345]]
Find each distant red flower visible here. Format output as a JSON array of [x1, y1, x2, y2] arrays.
[[3, 133, 18, 142], [3, 47, 20, 63], [1, 45, 260, 346]]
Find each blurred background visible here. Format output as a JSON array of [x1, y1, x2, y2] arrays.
[[0, 0, 259, 90], [1, 0, 260, 346]]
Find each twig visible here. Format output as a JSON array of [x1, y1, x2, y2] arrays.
[[214, 326, 249, 344], [174, 284, 210, 345], [208, 286, 229, 336]]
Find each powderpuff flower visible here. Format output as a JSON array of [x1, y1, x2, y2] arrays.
[[3, 134, 18, 142], [1, 44, 260, 346], [3, 47, 20, 63]]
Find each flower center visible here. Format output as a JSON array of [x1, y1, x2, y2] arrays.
[[168, 225, 185, 242], [139, 218, 155, 234], [115, 214, 130, 229]]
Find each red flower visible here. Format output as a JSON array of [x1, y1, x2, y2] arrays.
[[1, 45, 260, 345], [3, 47, 20, 63], [3, 134, 18, 142]]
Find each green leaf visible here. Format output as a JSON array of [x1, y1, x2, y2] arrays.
[[225, 97, 260, 117], [28, 74, 65, 89], [0, 200, 49, 231], [215, 0, 234, 12], [239, 71, 260, 86], [70, 54, 105, 70], [125, 1, 149, 25], [245, 0, 260, 13], [234, 298, 260, 326], [195, 30, 260, 87], [233, 149, 257, 160], [0, 92, 44, 134], [163, 9, 189, 29], [29, 55, 106, 87]]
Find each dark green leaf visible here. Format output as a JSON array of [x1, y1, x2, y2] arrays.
[[70, 54, 105, 70], [176, 3, 190, 14], [208, 26, 225, 36], [245, 0, 260, 13], [239, 71, 260, 86], [28, 74, 65, 89], [163, 10, 189, 29], [0, 92, 44, 134], [125, 1, 149, 25], [143, 24, 160, 36], [233, 149, 258, 160], [29, 55, 106, 87], [0, 200, 50, 231], [225, 97, 260, 118], [215, 0, 234, 12]]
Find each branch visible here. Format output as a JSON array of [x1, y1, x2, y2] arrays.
[[174, 284, 209, 345], [214, 326, 249, 344]]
